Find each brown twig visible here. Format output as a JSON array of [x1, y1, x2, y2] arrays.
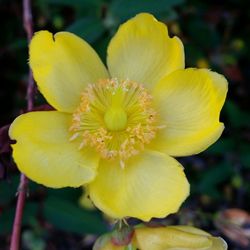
[[10, 0, 34, 249], [10, 175, 29, 250], [24, 0, 35, 111]]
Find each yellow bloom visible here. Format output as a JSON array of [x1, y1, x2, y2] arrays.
[[94, 225, 227, 250], [9, 13, 227, 221]]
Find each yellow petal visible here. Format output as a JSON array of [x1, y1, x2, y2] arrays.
[[209, 237, 228, 250], [79, 187, 95, 210], [88, 150, 189, 221], [167, 225, 210, 236], [167, 226, 228, 250], [134, 226, 212, 250], [9, 111, 99, 188], [151, 68, 228, 156], [107, 13, 184, 88], [29, 31, 109, 112]]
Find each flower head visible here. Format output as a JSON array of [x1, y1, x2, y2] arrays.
[[9, 13, 227, 221]]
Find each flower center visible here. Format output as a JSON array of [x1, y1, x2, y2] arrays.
[[70, 78, 160, 166], [104, 106, 127, 131]]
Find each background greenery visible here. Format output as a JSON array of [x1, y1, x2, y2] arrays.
[[0, 0, 250, 249]]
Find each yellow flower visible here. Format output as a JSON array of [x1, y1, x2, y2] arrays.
[[9, 13, 227, 221], [94, 225, 227, 250]]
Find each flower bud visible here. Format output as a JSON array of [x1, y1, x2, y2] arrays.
[[94, 225, 227, 250], [134, 225, 227, 250]]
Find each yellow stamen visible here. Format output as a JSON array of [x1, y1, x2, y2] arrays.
[[70, 78, 162, 165]]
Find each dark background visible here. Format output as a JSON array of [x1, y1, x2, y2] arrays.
[[0, 0, 250, 249]]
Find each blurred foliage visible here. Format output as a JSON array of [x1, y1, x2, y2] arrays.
[[0, 0, 250, 249]]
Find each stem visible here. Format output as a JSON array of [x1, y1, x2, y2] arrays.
[[27, 70, 35, 111], [9, 175, 29, 250], [10, 0, 34, 249], [24, 0, 35, 111]]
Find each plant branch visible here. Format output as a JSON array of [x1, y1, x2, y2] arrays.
[[24, 0, 35, 111], [10, 0, 34, 249], [10, 174, 29, 250]]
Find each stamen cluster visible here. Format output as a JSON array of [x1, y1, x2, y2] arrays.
[[70, 78, 160, 166]]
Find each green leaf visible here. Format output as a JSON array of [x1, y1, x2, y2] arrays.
[[187, 19, 220, 49], [22, 230, 46, 250], [225, 100, 250, 128], [205, 138, 235, 154], [0, 202, 38, 235], [198, 163, 233, 198], [45, 0, 102, 7], [8, 39, 27, 51], [239, 144, 250, 168], [0, 175, 41, 206], [110, 0, 185, 21], [66, 17, 105, 44], [184, 43, 205, 66], [46, 187, 82, 203], [0, 207, 15, 235], [160, 9, 178, 21], [0, 175, 19, 206], [43, 197, 107, 235], [94, 35, 111, 62]]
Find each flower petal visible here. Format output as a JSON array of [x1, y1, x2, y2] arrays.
[[167, 226, 228, 250], [29, 31, 109, 112], [88, 150, 189, 221], [134, 226, 227, 250], [134, 226, 212, 250], [107, 13, 184, 88], [9, 111, 99, 188], [209, 237, 228, 250], [151, 68, 228, 156]]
